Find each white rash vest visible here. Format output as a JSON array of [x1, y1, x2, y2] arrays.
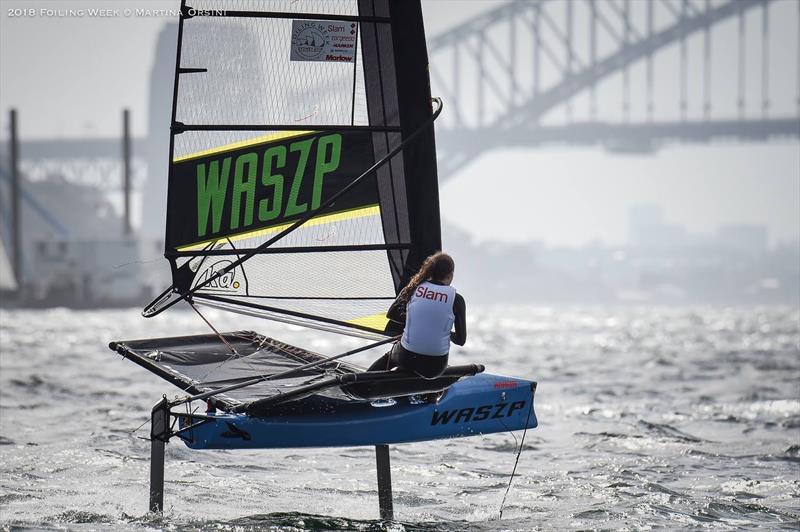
[[400, 281, 457, 356]]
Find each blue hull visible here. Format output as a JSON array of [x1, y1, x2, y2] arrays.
[[179, 373, 537, 449]]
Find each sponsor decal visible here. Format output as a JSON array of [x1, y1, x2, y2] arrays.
[[166, 130, 377, 249], [493, 381, 519, 389], [193, 134, 341, 238], [290, 20, 358, 63], [415, 285, 449, 303], [430, 401, 526, 425], [193, 259, 247, 295], [220, 421, 251, 440]]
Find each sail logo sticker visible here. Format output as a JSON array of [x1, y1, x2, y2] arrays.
[[167, 129, 378, 250], [193, 133, 342, 239], [194, 260, 247, 295], [290, 20, 357, 62]]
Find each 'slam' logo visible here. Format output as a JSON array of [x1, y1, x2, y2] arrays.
[[194, 260, 246, 294]]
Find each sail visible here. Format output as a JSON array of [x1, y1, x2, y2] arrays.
[[148, 0, 441, 338]]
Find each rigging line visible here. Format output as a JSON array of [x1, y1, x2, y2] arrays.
[[188, 299, 240, 356], [498, 388, 535, 520], [126, 401, 196, 439], [350, 22, 359, 126], [184, 303, 269, 388], [193, 294, 395, 301], [194, 292, 391, 336], [143, 97, 444, 318], [217, 333, 314, 371], [128, 416, 152, 435], [173, 334, 400, 406]]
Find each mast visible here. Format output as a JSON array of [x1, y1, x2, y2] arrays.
[[9, 109, 21, 288], [387, 0, 441, 278], [122, 109, 132, 237]]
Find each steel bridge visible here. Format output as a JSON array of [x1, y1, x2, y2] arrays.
[[2, 0, 799, 194], [0, 137, 147, 246], [0, 138, 147, 187], [429, 0, 800, 177]]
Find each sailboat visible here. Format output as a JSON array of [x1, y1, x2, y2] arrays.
[[109, 0, 537, 517]]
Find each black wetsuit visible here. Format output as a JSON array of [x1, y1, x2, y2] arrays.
[[368, 282, 467, 378]]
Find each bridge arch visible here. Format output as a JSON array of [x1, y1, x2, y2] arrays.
[[427, 0, 800, 178]]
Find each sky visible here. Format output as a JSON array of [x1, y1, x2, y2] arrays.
[[0, 0, 798, 248]]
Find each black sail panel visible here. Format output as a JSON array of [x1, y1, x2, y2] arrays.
[[359, 0, 442, 288], [155, 0, 441, 338], [166, 131, 379, 250]]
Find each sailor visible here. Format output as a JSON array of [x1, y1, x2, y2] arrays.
[[369, 252, 466, 378]]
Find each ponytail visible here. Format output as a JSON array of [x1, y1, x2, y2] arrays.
[[397, 252, 455, 304]]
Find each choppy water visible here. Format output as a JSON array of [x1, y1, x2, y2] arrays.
[[0, 306, 798, 531]]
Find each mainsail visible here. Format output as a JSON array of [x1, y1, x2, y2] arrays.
[[144, 0, 442, 339]]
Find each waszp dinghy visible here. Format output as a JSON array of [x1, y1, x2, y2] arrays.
[[109, 0, 538, 518]]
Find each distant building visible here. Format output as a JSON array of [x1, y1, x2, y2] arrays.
[[29, 238, 142, 305], [629, 204, 693, 249], [716, 224, 768, 257], [0, 174, 144, 306], [0, 240, 16, 293], [140, 23, 177, 240], [629, 204, 663, 231]]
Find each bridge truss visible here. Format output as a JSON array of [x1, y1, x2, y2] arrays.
[[2, 0, 799, 220], [428, 0, 800, 177]]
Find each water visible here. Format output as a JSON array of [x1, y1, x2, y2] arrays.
[[1, 306, 798, 531]]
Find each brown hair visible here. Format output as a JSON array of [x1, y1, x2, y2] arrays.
[[397, 252, 455, 304]]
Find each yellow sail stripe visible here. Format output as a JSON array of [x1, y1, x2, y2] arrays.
[[173, 130, 315, 163], [347, 312, 390, 331], [177, 204, 381, 252]]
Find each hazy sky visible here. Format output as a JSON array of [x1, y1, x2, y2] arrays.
[[1, 0, 798, 247]]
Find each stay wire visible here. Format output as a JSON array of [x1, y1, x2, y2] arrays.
[[124, 301, 256, 435], [184, 300, 261, 397], [125, 302, 249, 434], [129, 416, 151, 435], [188, 299, 239, 356], [498, 388, 535, 520]]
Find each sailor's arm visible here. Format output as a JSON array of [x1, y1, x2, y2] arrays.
[[386, 296, 407, 325], [450, 293, 467, 346]]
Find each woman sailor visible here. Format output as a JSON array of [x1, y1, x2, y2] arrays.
[[369, 252, 466, 378]]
